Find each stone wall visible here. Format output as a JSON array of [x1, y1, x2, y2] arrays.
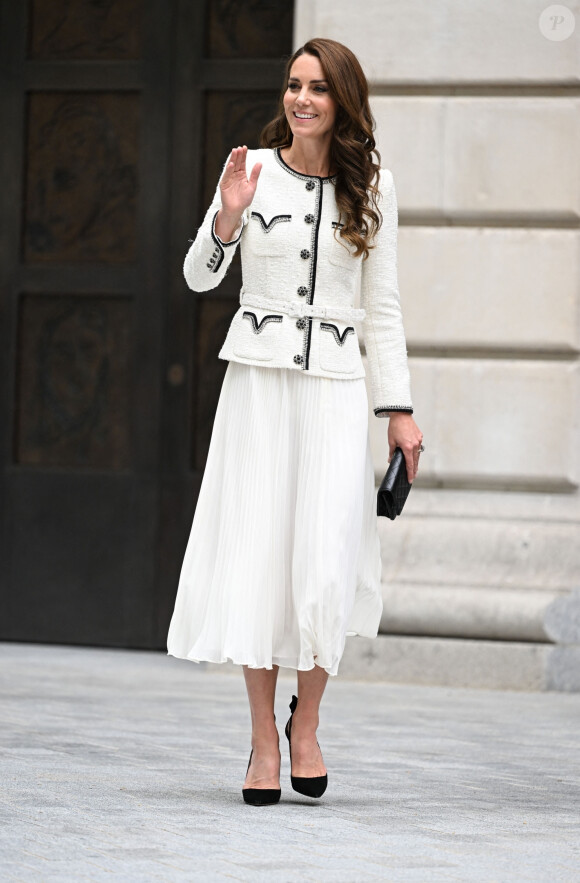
[[295, 0, 580, 686]]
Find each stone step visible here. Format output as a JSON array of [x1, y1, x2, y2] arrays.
[[339, 634, 580, 693], [380, 585, 580, 643]]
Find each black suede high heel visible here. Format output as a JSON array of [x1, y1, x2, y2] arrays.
[[285, 694, 328, 798], [242, 749, 281, 806]]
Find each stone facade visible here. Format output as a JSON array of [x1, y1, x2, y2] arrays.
[[295, 0, 580, 689]]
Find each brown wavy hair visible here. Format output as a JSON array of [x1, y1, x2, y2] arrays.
[[260, 38, 382, 259]]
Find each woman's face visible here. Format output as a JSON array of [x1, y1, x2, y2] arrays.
[[283, 53, 337, 142]]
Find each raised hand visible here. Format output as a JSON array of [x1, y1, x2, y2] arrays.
[[215, 146, 262, 242]]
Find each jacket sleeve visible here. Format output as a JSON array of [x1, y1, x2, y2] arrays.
[[183, 161, 251, 293], [360, 168, 413, 418]]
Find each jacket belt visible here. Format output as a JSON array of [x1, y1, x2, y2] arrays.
[[240, 293, 366, 323]]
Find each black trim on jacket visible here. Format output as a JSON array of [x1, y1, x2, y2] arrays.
[[320, 323, 355, 346], [250, 212, 291, 231], [242, 311, 284, 334], [302, 181, 324, 371], [374, 406, 414, 416], [209, 210, 243, 273], [274, 148, 337, 183]]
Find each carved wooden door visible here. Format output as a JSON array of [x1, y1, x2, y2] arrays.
[[0, 0, 293, 647]]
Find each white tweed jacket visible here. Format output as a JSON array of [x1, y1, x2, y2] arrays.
[[184, 147, 413, 417]]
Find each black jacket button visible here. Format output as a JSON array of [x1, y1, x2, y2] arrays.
[[305, 181, 315, 191], [296, 318, 307, 330], [293, 354, 304, 364], [304, 214, 314, 224], [300, 249, 310, 259], [297, 286, 308, 297]]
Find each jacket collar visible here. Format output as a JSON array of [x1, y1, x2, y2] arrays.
[[274, 147, 337, 184]]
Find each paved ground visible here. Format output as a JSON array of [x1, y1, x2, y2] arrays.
[[1, 643, 579, 882]]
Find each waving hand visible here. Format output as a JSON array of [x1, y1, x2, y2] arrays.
[[215, 146, 262, 241]]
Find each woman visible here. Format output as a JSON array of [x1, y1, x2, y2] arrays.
[[167, 38, 423, 806]]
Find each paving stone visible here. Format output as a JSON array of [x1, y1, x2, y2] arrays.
[[0, 643, 579, 882]]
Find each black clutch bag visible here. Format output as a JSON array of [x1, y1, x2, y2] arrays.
[[377, 446, 412, 519]]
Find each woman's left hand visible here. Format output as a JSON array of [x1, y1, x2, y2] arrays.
[[387, 413, 424, 483]]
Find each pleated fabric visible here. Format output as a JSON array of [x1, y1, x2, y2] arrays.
[[166, 360, 383, 677]]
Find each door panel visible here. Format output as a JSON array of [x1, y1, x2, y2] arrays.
[[22, 91, 139, 264], [0, 0, 294, 648], [0, 0, 168, 647], [14, 295, 133, 469], [27, 0, 143, 60]]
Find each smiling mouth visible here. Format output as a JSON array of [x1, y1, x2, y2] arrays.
[[294, 112, 317, 120]]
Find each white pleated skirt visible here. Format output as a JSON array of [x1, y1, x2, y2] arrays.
[[166, 360, 383, 677]]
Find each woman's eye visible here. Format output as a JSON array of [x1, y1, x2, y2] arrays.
[[287, 83, 328, 94]]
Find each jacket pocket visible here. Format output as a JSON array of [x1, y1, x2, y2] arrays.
[[328, 223, 358, 271], [318, 321, 359, 374], [249, 212, 292, 255], [233, 310, 284, 361]]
